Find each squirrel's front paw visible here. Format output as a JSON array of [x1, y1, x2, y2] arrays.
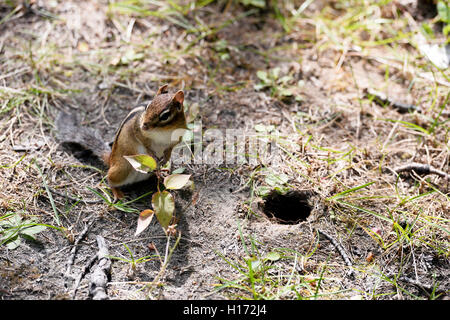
[[111, 187, 124, 203]]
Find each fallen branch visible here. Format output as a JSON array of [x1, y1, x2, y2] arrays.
[[89, 235, 111, 300], [71, 255, 98, 299], [64, 218, 95, 287], [398, 276, 435, 292], [364, 88, 419, 114], [317, 229, 354, 277], [393, 163, 449, 180]]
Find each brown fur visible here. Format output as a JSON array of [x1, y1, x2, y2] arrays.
[[106, 85, 187, 200]]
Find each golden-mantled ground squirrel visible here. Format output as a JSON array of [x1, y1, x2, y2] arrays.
[[56, 84, 187, 200]]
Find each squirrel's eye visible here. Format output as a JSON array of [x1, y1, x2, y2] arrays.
[[159, 110, 171, 122]]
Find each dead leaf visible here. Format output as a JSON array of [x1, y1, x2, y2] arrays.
[[192, 191, 199, 205], [166, 224, 177, 236], [371, 227, 382, 236], [135, 209, 154, 236], [366, 252, 374, 263]]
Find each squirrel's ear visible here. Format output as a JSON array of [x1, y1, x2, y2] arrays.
[[156, 84, 169, 95], [173, 90, 184, 105]]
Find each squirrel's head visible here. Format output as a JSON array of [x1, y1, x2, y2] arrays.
[[141, 84, 186, 131]]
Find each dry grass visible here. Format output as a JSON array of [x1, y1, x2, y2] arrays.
[[0, 0, 448, 300]]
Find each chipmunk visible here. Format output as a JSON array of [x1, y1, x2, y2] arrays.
[[56, 84, 187, 200]]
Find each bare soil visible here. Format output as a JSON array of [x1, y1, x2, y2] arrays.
[[0, 0, 448, 300]]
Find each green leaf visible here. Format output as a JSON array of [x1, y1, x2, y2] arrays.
[[253, 82, 269, 91], [241, 0, 266, 8], [270, 67, 281, 79], [437, 1, 450, 23], [265, 173, 289, 187], [256, 186, 271, 197], [163, 174, 191, 190], [249, 258, 262, 272], [120, 49, 145, 65], [443, 24, 450, 36], [278, 75, 293, 84], [124, 154, 157, 173], [0, 214, 21, 227], [1, 228, 18, 243], [4, 235, 21, 250], [21, 224, 47, 237], [274, 186, 291, 194], [421, 22, 435, 37], [152, 191, 175, 232], [256, 70, 269, 83], [278, 88, 294, 96], [172, 167, 185, 174], [253, 83, 267, 91], [264, 251, 281, 261]]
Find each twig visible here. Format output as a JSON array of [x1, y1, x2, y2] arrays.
[[393, 163, 450, 180], [317, 229, 354, 277], [398, 275, 437, 293], [71, 255, 98, 299], [0, 66, 31, 81], [64, 219, 96, 285], [364, 88, 419, 114], [89, 235, 111, 300]]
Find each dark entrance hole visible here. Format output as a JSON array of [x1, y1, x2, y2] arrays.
[[263, 190, 312, 225]]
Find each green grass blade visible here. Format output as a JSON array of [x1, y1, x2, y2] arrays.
[[326, 182, 375, 201], [35, 162, 61, 226], [378, 118, 430, 135], [336, 200, 391, 222]]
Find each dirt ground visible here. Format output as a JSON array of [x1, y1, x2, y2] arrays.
[[0, 0, 449, 300]]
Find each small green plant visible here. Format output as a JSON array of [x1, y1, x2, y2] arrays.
[[238, 0, 265, 8], [214, 221, 328, 299], [254, 67, 303, 101], [123, 154, 192, 236], [255, 167, 290, 197], [214, 223, 282, 299], [437, 1, 450, 36], [109, 154, 190, 295], [109, 243, 158, 273], [0, 212, 48, 250]]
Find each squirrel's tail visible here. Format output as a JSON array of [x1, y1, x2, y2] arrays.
[[56, 112, 111, 164]]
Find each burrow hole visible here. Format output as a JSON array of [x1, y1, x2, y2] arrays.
[[262, 190, 313, 225]]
